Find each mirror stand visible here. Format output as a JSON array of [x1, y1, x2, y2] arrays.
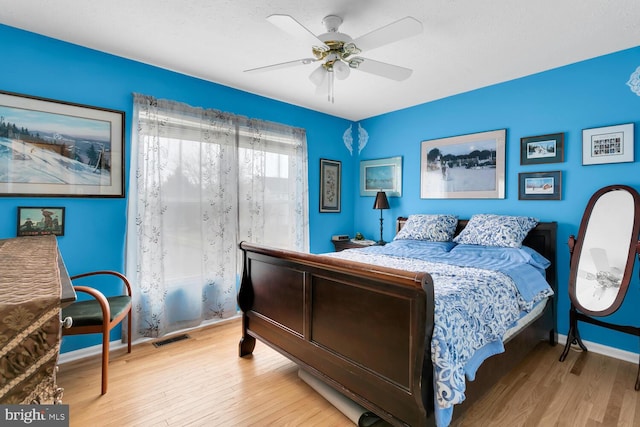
[[559, 305, 588, 356], [560, 302, 640, 390], [559, 185, 640, 391]]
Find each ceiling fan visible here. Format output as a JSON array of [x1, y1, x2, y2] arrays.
[[244, 14, 423, 103]]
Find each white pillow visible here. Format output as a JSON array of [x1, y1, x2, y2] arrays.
[[453, 214, 538, 248], [394, 214, 458, 242]]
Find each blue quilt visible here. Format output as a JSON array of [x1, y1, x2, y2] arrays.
[[323, 240, 554, 427]]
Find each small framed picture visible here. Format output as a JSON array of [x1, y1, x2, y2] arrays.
[[17, 206, 65, 236], [319, 159, 341, 213], [360, 156, 402, 197], [520, 133, 564, 165], [518, 171, 562, 200], [582, 123, 634, 165]]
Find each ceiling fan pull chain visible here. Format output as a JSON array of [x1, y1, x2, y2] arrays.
[[328, 70, 335, 103]]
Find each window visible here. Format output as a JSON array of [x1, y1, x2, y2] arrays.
[[127, 94, 308, 338]]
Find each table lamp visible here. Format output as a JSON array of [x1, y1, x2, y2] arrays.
[[373, 191, 390, 245]]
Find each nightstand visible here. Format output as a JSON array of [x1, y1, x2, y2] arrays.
[[332, 239, 376, 252]]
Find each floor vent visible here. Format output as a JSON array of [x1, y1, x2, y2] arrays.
[[153, 334, 190, 348]]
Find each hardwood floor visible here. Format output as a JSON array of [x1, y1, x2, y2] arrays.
[[57, 318, 640, 426]]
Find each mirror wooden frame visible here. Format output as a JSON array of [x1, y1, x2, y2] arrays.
[[560, 184, 640, 389], [569, 185, 640, 316]]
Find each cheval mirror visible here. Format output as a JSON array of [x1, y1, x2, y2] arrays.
[[560, 185, 640, 389]]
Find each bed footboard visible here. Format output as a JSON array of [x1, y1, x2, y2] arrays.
[[237, 242, 436, 427]]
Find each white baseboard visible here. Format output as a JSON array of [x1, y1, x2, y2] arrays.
[[57, 340, 134, 365], [58, 315, 239, 365], [558, 334, 639, 364]]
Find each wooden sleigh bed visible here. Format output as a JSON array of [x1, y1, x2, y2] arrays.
[[237, 218, 557, 426]]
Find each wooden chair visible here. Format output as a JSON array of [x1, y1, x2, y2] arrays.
[[61, 270, 132, 395]]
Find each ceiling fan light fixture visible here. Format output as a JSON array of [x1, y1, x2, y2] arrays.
[[348, 57, 364, 69], [333, 60, 350, 80], [309, 65, 326, 86], [343, 42, 361, 56]]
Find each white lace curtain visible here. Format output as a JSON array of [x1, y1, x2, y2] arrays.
[[126, 94, 308, 339]]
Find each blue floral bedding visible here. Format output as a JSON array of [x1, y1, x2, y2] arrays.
[[323, 240, 554, 427]]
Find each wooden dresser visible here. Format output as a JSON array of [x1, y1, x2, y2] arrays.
[[0, 236, 76, 404]]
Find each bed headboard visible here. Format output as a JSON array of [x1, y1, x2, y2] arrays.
[[396, 216, 557, 292]]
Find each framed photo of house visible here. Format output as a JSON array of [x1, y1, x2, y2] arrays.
[[582, 123, 634, 165], [520, 132, 564, 165], [320, 158, 341, 213], [0, 90, 125, 197], [17, 206, 65, 236], [420, 129, 505, 199], [518, 171, 562, 200], [359, 156, 402, 197]]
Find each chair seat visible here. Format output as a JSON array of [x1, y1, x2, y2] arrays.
[[63, 270, 132, 395], [62, 295, 132, 327]]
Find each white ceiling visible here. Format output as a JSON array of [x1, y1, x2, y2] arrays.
[[2, 0, 640, 121]]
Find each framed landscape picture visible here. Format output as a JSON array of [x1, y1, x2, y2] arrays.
[[359, 156, 402, 197], [520, 132, 564, 165], [420, 129, 505, 199], [0, 90, 125, 197], [518, 171, 562, 200], [17, 206, 65, 236]]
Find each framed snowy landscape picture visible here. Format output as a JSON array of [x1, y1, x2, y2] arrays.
[[520, 132, 564, 165], [518, 171, 562, 200], [0, 90, 124, 197], [420, 129, 505, 199]]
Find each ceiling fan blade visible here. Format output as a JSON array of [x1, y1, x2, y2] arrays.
[[353, 17, 423, 52], [267, 14, 327, 49], [244, 58, 317, 73], [353, 58, 413, 81]]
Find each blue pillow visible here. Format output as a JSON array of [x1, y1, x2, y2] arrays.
[[394, 214, 458, 242], [453, 214, 538, 248]]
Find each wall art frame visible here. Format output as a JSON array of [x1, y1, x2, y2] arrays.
[[0, 90, 125, 197], [582, 123, 634, 165], [520, 132, 564, 165], [518, 171, 562, 200], [359, 156, 402, 197], [17, 206, 65, 236], [420, 129, 505, 199], [319, 158, 341, 213]]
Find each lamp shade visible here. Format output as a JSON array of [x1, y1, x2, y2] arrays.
[[333, 60, 351, 80], [373, 191, 390, 210], [309, 65, 326, 86]]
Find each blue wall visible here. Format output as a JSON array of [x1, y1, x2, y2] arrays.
[[0, 24, 353, 352], [2, 22, 640, 355], [354, 46, 640, 353]]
